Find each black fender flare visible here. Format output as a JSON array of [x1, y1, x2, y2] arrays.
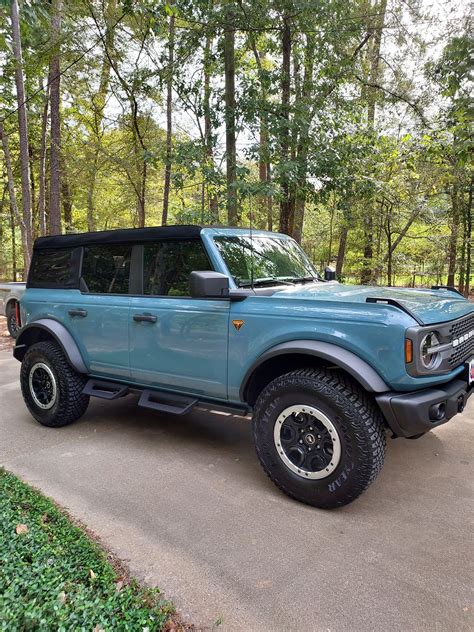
[[240, 340, 390, 401], [13, 318, 87, 373]]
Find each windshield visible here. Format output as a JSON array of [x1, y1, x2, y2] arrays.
[[214, 235, 320, 287]]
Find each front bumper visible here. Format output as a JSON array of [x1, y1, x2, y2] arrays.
[[376, 378, 472, 438]]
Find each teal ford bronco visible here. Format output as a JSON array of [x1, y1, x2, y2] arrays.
[[14, 225, 474, 508]]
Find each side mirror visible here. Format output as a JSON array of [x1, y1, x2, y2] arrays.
[[324, 266, 336, 281], [190, 271, 230, 298]]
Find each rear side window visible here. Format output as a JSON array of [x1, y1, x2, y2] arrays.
[[143, 240, 211, 296], [81, 245, 132, 294], [28, 248, 77, 288]]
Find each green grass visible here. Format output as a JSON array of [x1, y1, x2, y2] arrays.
[[0, 469, 173, 631]]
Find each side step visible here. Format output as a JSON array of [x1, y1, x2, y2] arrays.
[[81, 379, 248, 416], [83, 379, 129, 400], [138, 390, 198, 416]]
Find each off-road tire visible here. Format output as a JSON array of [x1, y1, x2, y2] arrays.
[[6, 302, 20, 339], [253, 368, 386, 509], [20, 341, 89, 427]]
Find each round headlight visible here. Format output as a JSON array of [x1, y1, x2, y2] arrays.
[[420, 332, 441, 369]]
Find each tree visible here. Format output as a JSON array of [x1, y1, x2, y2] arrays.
[[48, 0, 62, 235], [9, 0, 32, 268], [224, 0, 237, 225], [162, 9, 176, 225]]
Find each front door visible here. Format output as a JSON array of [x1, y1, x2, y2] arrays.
[[129, 239, 229, 399]]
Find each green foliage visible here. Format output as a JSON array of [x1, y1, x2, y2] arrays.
[[0, 469, 172, 631], [0, 0, 471, 290]]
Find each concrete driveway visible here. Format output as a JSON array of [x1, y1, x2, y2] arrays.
[[1, 349, 473, 631]]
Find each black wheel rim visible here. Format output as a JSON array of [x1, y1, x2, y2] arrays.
[[8, 313, 20, 335], [29, 362, 57, 410], [274, 405, 341, 480]]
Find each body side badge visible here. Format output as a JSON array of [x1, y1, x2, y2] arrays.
[[232, 319, 245, 331]]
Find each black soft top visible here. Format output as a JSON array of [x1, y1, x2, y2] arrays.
[[33, 224, 203, 250]]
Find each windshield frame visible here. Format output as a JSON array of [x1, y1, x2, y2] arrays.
[[212, 233, 320, 288]]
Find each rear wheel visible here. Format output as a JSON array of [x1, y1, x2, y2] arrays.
[[20, 341, 89, 427], [253, 368, 386, 509], [6, 302, 21, 338]]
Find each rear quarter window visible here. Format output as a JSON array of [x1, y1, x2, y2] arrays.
[[28, 248, 78, 288]]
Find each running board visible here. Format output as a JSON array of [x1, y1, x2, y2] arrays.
[[82, 379, 129, 400], [138, 390, 197, 415], [82, 379, 248, 416]]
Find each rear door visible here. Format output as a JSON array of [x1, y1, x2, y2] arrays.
[[66, 244, 132, 379], [129, 239, 229, 399]]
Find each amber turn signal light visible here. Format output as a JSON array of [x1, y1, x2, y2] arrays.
[[405, 338, 413, 363]]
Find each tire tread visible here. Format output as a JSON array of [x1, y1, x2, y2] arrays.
[[20, 341, 89, 427], [253, 367, 387, 508]]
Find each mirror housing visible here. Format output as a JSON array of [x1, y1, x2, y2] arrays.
[[190, 271, 230, 298], [324, 266, 336, 281]]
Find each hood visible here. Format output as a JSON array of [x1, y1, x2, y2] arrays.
[[273, 282, 473, 325]]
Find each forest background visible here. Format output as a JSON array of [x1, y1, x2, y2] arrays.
[[0, 0, 472, 291]]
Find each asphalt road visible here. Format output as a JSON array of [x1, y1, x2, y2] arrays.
[[1, 349, 473, 631]]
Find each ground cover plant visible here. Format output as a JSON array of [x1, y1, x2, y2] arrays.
[[0, 469, 173, 631]]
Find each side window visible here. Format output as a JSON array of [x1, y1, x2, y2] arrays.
[[81, 245, 132, 294], [29, 248, 75, 287], [143, 240, 211, 296]]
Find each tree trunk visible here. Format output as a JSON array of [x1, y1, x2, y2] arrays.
[[61, 158, 72, 230], [10, 197, 17, 281], [162, 13, 175, 225], [10, 0, 32, 268], [447, 184, 459, 287], [266, 163, 273, 231], [461, 177, 472, 296], [247, 38, 272, 231], [458, 215, 466, 294], [327, 201, 335, 265], [49, 0, 62, 235], [224, 2, 237, 225], [292, 35, 315, 244], [336, 225, 349, 277], [87, 0, 116, 231], [385, 216, 393, 286], [135, 146, 146, 228], [258, 118, 270, 227], [360, 217, 374, 284], [0, 123, 30, 276], [29, 146, 36, 237], [203, 27, 218, 222], [279, 17, 292, 235], [38, 80, 49, 236], [360, 0, 387, 284]]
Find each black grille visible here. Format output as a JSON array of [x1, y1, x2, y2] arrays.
[[448, 313, 474, 366]]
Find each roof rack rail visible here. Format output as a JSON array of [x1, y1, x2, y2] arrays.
[[431, 285, 464, 297], [365, 297, 423, 325]]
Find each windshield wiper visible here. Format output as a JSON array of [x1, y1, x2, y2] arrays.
[[239, 277, 296, 288], [292, 276, 320, 284]]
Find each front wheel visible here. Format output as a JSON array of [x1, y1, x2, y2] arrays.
[[253, 368, 386, 509], [20, 341, 89, 427]]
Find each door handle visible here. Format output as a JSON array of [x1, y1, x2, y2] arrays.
[[133, 313, 157, 323], [68, 308, 88, 318]]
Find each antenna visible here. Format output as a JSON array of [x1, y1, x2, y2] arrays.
[[249, 189, 255, 290]]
